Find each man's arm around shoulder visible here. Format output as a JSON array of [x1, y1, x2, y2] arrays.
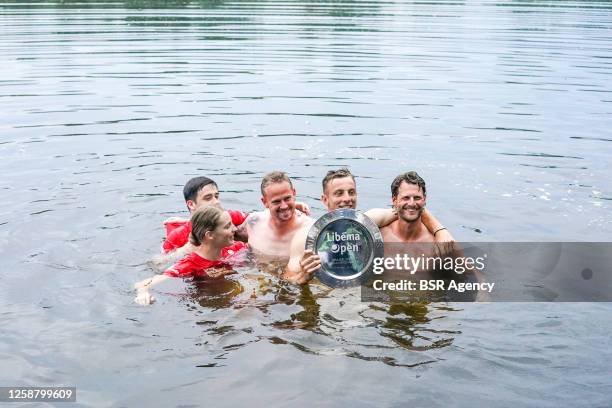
[[364, 208, 397, 228]]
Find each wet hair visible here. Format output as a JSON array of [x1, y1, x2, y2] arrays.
[[189, 205, 224, 246], [183, 176, 217, 203], [391, 171, 427, 198], [260, 171, 293, 196], [321, 167, 355, 194]]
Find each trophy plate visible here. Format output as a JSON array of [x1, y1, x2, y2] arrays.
[[305, 209, 384, 288]]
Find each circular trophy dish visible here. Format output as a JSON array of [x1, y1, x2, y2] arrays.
[[305, 209, 384, 288]]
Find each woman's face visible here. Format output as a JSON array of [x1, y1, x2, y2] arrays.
[[211, 211, 236, 247]]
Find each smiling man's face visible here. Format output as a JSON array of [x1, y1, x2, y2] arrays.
[[262, 181, 296, 222], [187, 183, 221, 213], [393, 181, 426, 222], [322, 176, 357, 211]]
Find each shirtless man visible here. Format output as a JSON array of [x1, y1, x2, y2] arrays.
[[151, 176, 308, 270], [381, 171, 484, 296], [380, 171, 436, 244], [240, 171, 314, 261], [283, 168, 454, 284]]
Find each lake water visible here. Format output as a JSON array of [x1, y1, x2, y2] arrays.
[[1, 0, 611, 406]]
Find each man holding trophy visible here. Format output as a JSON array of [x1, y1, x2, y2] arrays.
[[283, 168, 453, 285]]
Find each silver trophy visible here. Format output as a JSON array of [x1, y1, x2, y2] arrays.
[[305, 209, 384, 288]]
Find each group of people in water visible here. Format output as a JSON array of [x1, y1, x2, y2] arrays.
[[134, 168, 454, 305]]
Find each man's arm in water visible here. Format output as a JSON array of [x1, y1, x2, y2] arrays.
[[446, 244, 489, 302], [148, 242, 196, 272], [282, 226, 320, 285], [134, 274, 171, 305], [163, 216, 189, 224]]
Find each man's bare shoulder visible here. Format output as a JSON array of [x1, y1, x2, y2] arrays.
[[380, 221, 435, 243], [416, 220, 435, 243], [420, 228, 436, 243], [294, 212, 314, 228], [245, 210, 268, 227], [293, 220, 313, 245], [380, 223, 400, 242]]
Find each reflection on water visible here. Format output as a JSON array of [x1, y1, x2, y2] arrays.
[[170, 263, 459, 369], [192, 278, 246, 309], [2, 0, 612, 406]]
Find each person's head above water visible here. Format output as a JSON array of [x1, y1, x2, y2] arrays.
[[390, 171, 427, 223], [189, 205, 236, 249], [183, 176, 221, 214], [321, 167, 357, 211], [260, 171, 296, 223]]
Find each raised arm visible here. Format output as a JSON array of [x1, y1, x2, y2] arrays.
[[163, 216, 189, 225], [421, 208, 456, 257], [421, 208, 455, 241], [233, 221, 249, 242], [234, 212, 259, 243], [134, 274, 171, 305], [282, 226, 319, 285], [294, 201, 311, 216], [364, 208, 397, 228]]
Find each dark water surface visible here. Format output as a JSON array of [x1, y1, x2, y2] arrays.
[[1, 1, 611, 406]]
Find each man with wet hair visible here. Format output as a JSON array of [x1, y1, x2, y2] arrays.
[[159, 174, 311, 252], [161, 176, 249, 254], [183, 177, 219, 211], [381, 172, 484, 289], [283, 168, 454, 284], [381, 171, 437, 243], [149, 176, 250, 270], [238, 171, 314, 259], [162, 176, 220, 239], [319, 167, 357, 210]]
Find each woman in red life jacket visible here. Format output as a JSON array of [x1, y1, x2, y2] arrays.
[[135, 206, 248, 305]]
